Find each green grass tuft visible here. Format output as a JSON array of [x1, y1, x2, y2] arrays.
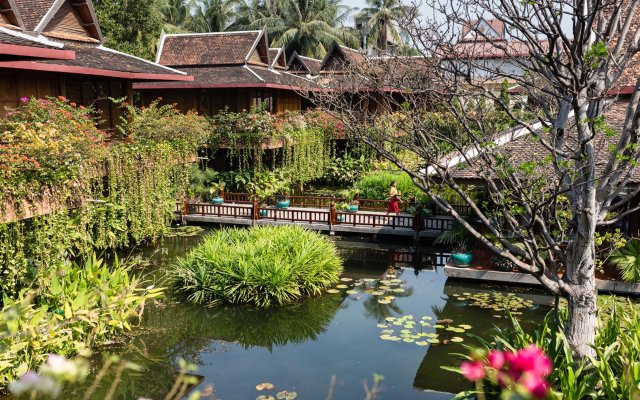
[[170, 226, 343, 307]]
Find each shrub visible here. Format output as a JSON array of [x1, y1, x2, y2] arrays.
[[353, 170, 428, 201], [170, 226, 343, 307], [0, 254, 163, 391], [448, 298, 640, 399], [608, 239, 640, 283]]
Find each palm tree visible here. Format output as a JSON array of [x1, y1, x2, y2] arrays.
[[228, 0, 269, 31], [190, 0, 240, 32], [357, 0, 409, 52], [160, 0, 193, 32], [250, 0, 359, 59]]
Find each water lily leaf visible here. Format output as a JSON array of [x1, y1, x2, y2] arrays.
[[256, 383, 275, 391], [381, 329, 394, 334], [346, 290, 359, 295], [415, 341, 429, 346], [421, 316, 433, 320], [458, 324, 472, 330], [378, 299, 391, 304], [392, 288, 406, 293], [336, 284, 348, 289], [393, 321, 404, 326], [434, 324, 444, 329], [277, 391, 288, 400], [286, 392, 297, 400], [400, 329, 412, 334], [403, 338, 415, 343], [428, 338, 440, 344], [340, 278, 353, 282], [450, 337, 464, 343], [385, 317, 396, 321], [327, 289, 340, 294], [256, 396, 275, 400], [371, 291, 385, 296], [377, 323, 389, 328]]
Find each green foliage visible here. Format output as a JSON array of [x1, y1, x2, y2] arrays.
[[323, 154, 372, 185], [0, 97, 105, 201], [459, 299, 640, 399], [94, 0, 164, 60], [353, 170, 427, 201], [170, 226, 343, 307], [609, 239, 640, 283], [435, 222, 472, 253], [0, 255, 163, 390], [118, 100, 212, 149]]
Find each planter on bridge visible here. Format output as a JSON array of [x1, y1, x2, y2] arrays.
[[347, 204, 359, 213], [276, 199, 291, 209], [451, 253, 473, 267], [211, 197, 224, 205]]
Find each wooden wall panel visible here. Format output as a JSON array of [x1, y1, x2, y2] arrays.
[[45, 1, 88, 39]]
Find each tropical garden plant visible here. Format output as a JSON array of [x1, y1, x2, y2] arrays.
[[170, 226, 343, 307], [608, 239, 640, 283]]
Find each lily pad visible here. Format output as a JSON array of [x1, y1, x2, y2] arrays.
[[378, 299, 391, 304], [450, 337, 464, 343], [415, 341, 429, 346], [377, 323, 389, 328], [340, 278, 353, 282], [346, 290, 359, 295], [385, 317, 396, 322], [326, 289, 340, 294], [458, 324, 472, 330], [336, 284, 349, 289], [256, 396, 275, 400], [256, 383, 275, 391]]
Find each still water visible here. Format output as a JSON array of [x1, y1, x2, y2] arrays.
[[82, 230, 552, 400]]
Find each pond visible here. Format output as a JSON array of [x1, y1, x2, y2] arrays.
[[80, 230, 552, 400]]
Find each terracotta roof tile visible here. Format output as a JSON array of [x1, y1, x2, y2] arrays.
[[13, 0, 52, 31], [448, 100, 640, 184], [31, 44, 187, 78], [0, 30, 56, 49], [158, 31, 261, 66]]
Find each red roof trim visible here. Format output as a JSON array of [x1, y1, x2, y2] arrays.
[[609, 85, 636, 95], [0, 60, 193, 81], [133, 82, 306, 91], [0, 43, 76, 59]]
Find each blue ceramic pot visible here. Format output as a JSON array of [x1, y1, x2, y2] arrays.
[[451, 253, 473, 267], [211, 197, 224, 205], [276, 200, 291, 209], [259, 209, 268, 217], [347, 204, 359, 213], [337, 215, 345, 222]]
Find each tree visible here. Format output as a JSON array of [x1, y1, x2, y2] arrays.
[[248, 0, 359, 58], [190, 0, 240, 32], [356, 0, 409, 52], [160, 0, 193, 32], [309, 0, 640, 360], [94, 0, 164, 60]]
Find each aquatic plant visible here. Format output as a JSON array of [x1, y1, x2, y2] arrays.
[[170, 226, 343, 307]]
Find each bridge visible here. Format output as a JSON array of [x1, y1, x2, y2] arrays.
[[176, 193, 468, 238]]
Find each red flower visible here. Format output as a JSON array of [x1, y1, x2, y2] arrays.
[[58, 96, 66, 102], [487, 350, 505, 370], [461, 361, 485, 381], [520, 373, 550, 398], [511, 345, 552, 378]]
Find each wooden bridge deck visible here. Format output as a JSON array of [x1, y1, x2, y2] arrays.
[[177, 202, 454, 238]]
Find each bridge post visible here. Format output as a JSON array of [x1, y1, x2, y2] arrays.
[[182, 199, 189, 216], [252, 198, 259, 226]]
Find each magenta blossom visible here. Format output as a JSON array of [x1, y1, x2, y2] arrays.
[[461, 360, 485, 381], [520, 373, 550, 398], [19, 97, 29, 103], [511, 345, 552, 378], [488, 350, 505, 369]]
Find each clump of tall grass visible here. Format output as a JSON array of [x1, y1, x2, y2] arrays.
[[170, 226, 343, 307]]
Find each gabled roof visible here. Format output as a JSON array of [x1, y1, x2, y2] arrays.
[[157, 30, 270, 67], [0, 0, 24, 30], [319, 42, 367, 73], [13, 0, 102, 42], [0, 26, 75, 59], [460, 18, 505, 42], [287, 51, 322, 75], [269, 47, 286, 69]]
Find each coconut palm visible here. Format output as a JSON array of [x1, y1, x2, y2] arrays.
[[357, 0, 409, 52], [160, 0, 193, 32], [250, 0, 359, 58], [190, 0, 240, 32], [229, 0, 269, 30]]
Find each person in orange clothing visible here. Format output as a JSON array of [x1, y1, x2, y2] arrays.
[[386, 181, 402, 216]]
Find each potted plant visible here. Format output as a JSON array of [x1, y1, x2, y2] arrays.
[[276, 188, 291, 209], [335, 202, 348, 222], [435, 223, 474, 267], [210, 182, 225, 205], [339, 188, 360, 212]]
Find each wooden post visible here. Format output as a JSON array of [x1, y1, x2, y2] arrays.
[[221, 189, 226, 202], [329, 202, 337, 225], [252, 198, 259, 224], [182, 199, 189, 216]]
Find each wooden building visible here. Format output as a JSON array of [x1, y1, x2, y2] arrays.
[[135, 29, 311, 115], [0, 0, 191, 128]]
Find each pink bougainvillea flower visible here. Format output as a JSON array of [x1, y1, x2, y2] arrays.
[[19, 97, 29, 102], [487, 350, 505, 370], [512, 345, 552, 377], [519, 372, 550, 398], [461, 361, 486, 381]]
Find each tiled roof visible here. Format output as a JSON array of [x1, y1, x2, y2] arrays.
[[448, 40, 540, 60], [296, 55, 322, 75], [134, 64, 310, 89], [268, 48, 286, 68], [0, 29, 57, 49], [611, 8, 640, 91], [13, 0, 51, 31], [157, 31, 262, 66], [460, 19, 505, 41], [447, 100, 640, 184]]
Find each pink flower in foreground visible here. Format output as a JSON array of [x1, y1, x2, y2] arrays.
[[520, 372, 550, 398], [19, 97, 29, 103], [461, 360, 485, 381], [487, 350, 505, 369], [511, 345, 552, 377]]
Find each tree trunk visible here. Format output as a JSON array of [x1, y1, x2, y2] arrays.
[[564, 281, 597, 360]]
